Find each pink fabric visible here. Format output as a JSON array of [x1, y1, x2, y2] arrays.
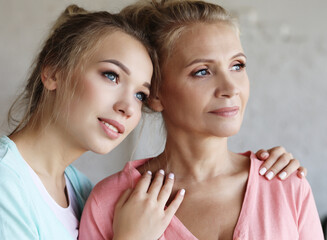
[[79, 152, 324, 240]]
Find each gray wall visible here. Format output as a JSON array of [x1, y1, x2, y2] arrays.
[[1, 0, 326, 219]]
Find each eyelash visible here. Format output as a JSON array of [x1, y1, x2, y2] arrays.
[[135, 92, 148, 103], [230, 63, 246, 71], [193, 62, 246, 77], [103, 71, 119, 83], [193, 68, 210, 77]]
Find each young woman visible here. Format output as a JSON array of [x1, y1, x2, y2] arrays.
[[79, 1, 323, 239], [0, 3, 307, 240], [0, 5, 176, 239]]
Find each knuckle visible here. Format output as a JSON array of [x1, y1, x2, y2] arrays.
[[160, 186, 171, 196], [276, 146, 285, 152], [291, 158, 300, 167]]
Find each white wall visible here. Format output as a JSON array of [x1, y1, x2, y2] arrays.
[[1, 0, 326, 218]]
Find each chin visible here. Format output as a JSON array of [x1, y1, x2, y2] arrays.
[[88, 140, 119, 155], [91, 145, 115, 155], [214, 126, 241, 137]]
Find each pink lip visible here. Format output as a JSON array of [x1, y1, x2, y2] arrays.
[[209, 106, 240, 117], [98, 118, 125, 140]]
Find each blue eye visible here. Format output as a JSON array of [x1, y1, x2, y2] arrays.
[[194, 69, 209, 76], [135, 92, 148, 102], [231, 63, 246, 71], [104, 72, 118, 83]]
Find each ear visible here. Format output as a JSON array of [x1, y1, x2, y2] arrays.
[[148, 95, 164, 112], [41, 67, 57, 91]]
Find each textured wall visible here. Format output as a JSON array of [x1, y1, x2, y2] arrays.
[[1, 0, 326, 219]]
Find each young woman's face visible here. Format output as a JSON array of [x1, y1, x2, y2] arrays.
[[156, 22, 249, 138], [58, 30, 153, 154]]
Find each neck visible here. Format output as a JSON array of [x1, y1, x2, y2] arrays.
[[157, 132, 233, 182], [10, 124, 85, 179]]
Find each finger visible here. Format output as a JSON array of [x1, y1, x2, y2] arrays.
[[164, 189, 185, 220], [115, 188, 132, 210], [297, 166, 307, 178], [133, 171, 152, 195], [264, 152, 294, 180], [147, 169, 165, 197], [275, 158, 300, 180], [258, 146, 285, 176], [157, 173, 175, 205], [255, 149, 269, 160]]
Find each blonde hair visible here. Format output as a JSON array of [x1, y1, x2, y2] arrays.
[[8, 4, 159, 135], [121, 0, 238, 95]]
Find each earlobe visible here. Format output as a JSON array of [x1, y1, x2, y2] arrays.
[[41, 67, 57, 91], [148, 95, 164, 112]]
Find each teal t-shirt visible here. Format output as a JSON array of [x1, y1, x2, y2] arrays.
[[0, 136, 93, 239]]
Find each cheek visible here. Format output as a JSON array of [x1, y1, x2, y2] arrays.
[[126, 108, 142, 134], [240, 77, 250, 106]]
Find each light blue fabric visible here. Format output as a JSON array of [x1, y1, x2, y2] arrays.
[[0, 136, 93, 240]]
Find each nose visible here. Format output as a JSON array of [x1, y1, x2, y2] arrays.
[[214, 71, 240, 98], [113, 95, 135, 118]]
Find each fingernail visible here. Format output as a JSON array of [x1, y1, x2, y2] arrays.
[[261, 152, 269, 158], [147, 171, 152, 175], [259, 167, 267, 175], [159, 169, 165, 175], [278, 171, 287, 180], [180, 189, 185, 196], [266, 171, 274, 180], [300, 171, 305, 177], [168, 173, 174, 179]]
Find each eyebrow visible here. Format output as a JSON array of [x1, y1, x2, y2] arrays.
[[99, 59, 131, 75], [100, 59, 150, 90], [143, 82, 151, 91], [185, 52, 247, 68]]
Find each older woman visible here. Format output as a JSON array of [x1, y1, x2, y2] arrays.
[[79, 1, 322, 239]]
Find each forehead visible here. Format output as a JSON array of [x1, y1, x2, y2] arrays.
[[168, 22, 243, 64], [93, 30, 148, 60]]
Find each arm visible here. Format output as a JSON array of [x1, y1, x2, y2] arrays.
[[255, 146, 307, 180], [113, 170, 184, 240]]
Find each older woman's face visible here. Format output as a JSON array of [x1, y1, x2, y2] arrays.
[[156, 22, 249, 138]]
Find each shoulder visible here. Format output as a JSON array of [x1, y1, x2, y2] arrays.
[[86, 160, 143, 211], [0, 136, 16, 167], [248, 151, 310, 199], [92, 169, 135, 204], [0, 139, 24, 185]]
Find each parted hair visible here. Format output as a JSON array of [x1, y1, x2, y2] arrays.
[[121, 0, 238, 94], [8, 4, 159, 135]]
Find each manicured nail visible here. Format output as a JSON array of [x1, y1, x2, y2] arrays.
[[159, 169, 165, 175], [300, 171, 305, 177], [261, 152, 269, 158], [266, 171, 274, 180], [147, 171, 152, 175], [278, 171, 287, 180], [168, 173, 174, 179], [180, 189, 185, 196], [259, 167, 267, 175]]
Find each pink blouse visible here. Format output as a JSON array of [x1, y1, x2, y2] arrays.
[[79, 152, 324, 240]]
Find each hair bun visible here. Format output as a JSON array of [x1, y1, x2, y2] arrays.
[[64, 4, 88, 16], [50, 4, 88, 34]]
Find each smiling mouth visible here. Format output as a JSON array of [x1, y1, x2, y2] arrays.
[[209, 107, 240, 117], [100, 120, 118, 133], [97, 118, 125, 138]]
